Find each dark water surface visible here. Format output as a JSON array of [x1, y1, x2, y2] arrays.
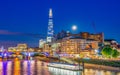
[[0, 59, 120, 75]]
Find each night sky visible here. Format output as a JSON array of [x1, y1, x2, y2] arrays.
[[0, 0, 120, 48]]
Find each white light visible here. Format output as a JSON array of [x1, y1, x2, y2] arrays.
[[72, 25, 77, 30], [49, 8, 52, 18]]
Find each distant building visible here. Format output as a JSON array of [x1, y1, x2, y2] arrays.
[[39, 39, 46, 48], [55, 31, 104, 43], [43, 43, 52, 53], [8, 47, 17, 52], [8, 44, 28, 52], [104, 39, 118, 49], [17, 44, 27, 51], [17, 44, 27, 49]]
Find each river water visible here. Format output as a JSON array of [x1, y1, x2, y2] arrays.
[[0, 59, 120, 75]]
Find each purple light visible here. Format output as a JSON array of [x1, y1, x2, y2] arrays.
[[4, 53, 7, 57], [29, 53, 31, 56]]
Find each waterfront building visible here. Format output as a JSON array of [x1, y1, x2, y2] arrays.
[[60, 36, 98, 55]]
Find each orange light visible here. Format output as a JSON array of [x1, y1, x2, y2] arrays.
[[14, 59, 20, 75]]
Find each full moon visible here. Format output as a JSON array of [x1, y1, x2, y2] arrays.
[[72, 25, 77, 30]]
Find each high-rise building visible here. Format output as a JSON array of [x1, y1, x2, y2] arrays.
[[47, 8, 54, 43]]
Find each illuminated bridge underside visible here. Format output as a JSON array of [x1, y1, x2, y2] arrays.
[[0, 52, 37, 57]]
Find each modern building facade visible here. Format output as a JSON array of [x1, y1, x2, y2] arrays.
[[60, 36, 98, 54], [47, 8, 54, 43]]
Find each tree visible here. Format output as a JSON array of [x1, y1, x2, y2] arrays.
[[112, 49, 120, 58], [101, 46, 120, 58], [101, 46, 113, 58]]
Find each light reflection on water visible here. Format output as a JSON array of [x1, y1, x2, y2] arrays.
[[0, 59, 119, 75]]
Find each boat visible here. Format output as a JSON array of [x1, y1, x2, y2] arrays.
[[47, 62, 83, 71]]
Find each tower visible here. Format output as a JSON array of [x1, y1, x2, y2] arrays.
[[47, 8, 54, 43]]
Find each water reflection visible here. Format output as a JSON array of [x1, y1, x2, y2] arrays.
[[7, 61, 12, 75], [83, 69, 120, 75], [22, 60, 35, 75], [3, 61, 7, 75], [14, 59, 20, 75], [0, 62, 3, 75], [48, 67, 120, 75], [0, 59, 119, 75]]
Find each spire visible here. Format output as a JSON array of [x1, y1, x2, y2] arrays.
[[49, 8, 52, 18]]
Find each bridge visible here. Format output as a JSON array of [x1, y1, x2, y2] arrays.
[[0, 46, 38, 59]]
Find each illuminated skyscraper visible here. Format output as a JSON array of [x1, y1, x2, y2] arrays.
[[47, 8, 54, 43]]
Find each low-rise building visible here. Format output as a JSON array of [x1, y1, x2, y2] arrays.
[[17, 44, 28, 52], [8, 44, 28, 52]]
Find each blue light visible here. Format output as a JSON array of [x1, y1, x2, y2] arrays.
[[43, 52, 49, 56]]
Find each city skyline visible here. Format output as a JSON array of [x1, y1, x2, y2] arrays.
[[0, 0, 120, 48]]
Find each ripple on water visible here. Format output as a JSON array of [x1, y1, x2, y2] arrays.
[[0, 60, 119, 75]]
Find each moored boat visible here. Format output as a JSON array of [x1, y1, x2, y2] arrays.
[[47, 62, 83, 71]]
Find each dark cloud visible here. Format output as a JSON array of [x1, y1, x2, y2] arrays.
[[0, 30, 46, 38]]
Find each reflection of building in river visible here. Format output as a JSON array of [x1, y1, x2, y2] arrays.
[[0, 60, 120, 75], [23, 60, 35, 75], [0, 61, 12, 75], [7, 61, 12, 75], [14, 60, 20, 75], [83, 69, 120, 75]]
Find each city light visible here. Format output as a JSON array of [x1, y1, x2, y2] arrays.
[[0, 1, 120, 75]]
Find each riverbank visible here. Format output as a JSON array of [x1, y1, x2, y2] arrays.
[[34, 57, 120, 72], [84, 63, 120, 72], [75, 59, 120, 68]]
